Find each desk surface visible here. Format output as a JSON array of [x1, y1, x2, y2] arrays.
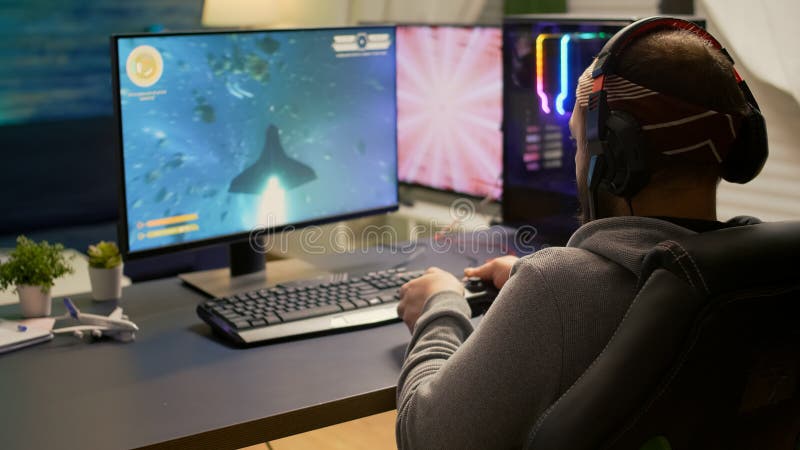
[[0, 259, 412, 450]]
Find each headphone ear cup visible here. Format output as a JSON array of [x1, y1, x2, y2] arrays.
[[604, 110, 650, 197], [722, 107, 769, 183]]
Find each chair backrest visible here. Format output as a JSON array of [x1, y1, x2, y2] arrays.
[[526, 221, 800, 450]]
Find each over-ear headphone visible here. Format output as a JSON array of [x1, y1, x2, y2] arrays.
[[585, 16, 769, 220]]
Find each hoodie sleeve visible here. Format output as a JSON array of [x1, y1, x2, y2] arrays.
[[396, 260, 564, 450]]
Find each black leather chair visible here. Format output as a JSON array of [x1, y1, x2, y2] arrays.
[[526, 221, 800, 450]]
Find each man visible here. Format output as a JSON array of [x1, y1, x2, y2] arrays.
[[395, 25, 762, 449]]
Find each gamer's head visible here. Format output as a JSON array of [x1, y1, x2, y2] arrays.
[[569, 21, 767, 225]]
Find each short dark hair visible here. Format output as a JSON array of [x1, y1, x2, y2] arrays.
[[616, 29, 749, 115]]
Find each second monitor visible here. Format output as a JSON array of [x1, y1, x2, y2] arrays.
[[396, 24, 503, 200]]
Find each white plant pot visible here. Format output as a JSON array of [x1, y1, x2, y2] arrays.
[[18, 285, 52, 318], [89, 264, 124, 301]]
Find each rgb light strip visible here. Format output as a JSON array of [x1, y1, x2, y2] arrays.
[[555, 34, 572, 115], [535, 33, 559, 114], [536, 32, 608, 116]]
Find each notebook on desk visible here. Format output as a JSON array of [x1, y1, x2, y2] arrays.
[[0, 319, 53, 355]]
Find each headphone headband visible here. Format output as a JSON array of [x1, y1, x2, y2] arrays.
[[594, 17, 734, 78], [583, 16, 768, 221]]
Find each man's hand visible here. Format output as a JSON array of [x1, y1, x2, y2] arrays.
[[397, 267, 464, 332], [463, 255, 519, 290]]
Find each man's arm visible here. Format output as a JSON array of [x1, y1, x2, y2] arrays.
[[396, 261, 564, 449]]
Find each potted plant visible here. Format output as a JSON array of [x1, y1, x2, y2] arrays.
[[0, 236, 74, 317], [87, 241, 124, 301]]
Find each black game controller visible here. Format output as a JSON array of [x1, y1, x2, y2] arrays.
[[464, 276, 499, 317]]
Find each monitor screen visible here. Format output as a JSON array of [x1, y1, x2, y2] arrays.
[[396, 25, 502, 199], [113, 27, 398, 256], [502, 17, 630, 225]]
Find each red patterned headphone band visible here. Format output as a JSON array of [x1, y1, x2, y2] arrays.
[[577, 60, 744, 165]]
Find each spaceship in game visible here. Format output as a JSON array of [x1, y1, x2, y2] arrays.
[[229, 124, 317, 194]]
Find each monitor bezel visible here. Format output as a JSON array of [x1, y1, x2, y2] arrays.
[[391, 22, 504, 201], [111, 25, 399, 260]]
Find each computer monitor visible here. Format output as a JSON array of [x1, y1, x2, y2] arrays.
[[111, 26, 398, 290], [395, 24, 502, 200]]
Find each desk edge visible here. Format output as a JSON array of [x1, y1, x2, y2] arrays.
[[135, 385, 397, 450]]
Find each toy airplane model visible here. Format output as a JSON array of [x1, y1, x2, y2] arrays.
[[52, 298, 139, 342]]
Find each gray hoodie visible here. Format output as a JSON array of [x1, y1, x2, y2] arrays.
[[396, 216, 752, 449]]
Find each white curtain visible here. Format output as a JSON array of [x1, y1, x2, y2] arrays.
[[275, 0, 488, 26], [699, 0, 800, 105], [354, 0, 488, 23], [204, 0, 488, 27], [695, 0, 800, 221], [567, 0, 658, 16]]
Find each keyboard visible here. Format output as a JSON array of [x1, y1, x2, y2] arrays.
[[197, 268, 424, 345]]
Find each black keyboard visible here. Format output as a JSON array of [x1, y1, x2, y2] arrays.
[[197, 268, 424, 345]]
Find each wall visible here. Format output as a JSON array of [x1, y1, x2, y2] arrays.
[[0, 0, 203, 125], [700, 0, 800, 105], [0, 0, 204, 232], [568, 0, 658, 16], [697, 2, 800, 221]]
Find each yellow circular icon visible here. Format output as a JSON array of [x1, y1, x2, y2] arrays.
[[126, 45, 164, 87]]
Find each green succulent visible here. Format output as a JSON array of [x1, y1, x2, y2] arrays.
[[0, 236, 74, 292], [87, 241, 122, 269]]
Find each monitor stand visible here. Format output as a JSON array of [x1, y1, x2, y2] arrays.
[[178, 239, 325, 298]]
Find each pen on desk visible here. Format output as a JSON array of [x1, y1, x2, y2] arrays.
[[17, 325, 27, 332]]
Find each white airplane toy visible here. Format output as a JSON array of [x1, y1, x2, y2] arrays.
[[52, 298, 139, 342]]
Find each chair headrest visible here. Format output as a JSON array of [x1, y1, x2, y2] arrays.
[[639, 221, 800, 297]]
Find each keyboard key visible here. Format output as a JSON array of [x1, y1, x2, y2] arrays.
[[250, 318, 267, 327], [277, 304, 342, 322], [352, 299, 369, 308], [379, 293, 396, 303], [338, 301, 356, 311], [265, 314, 281, 325], [232, 319, 251, 329]]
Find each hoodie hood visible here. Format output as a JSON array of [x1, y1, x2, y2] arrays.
[[566, 217, 696, 278], [565, 216, 760, 279]]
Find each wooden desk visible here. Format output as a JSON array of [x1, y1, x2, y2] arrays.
[[0, 259, 408, 450]]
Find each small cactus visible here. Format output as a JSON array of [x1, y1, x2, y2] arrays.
[[87, 241, 122, 269]]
